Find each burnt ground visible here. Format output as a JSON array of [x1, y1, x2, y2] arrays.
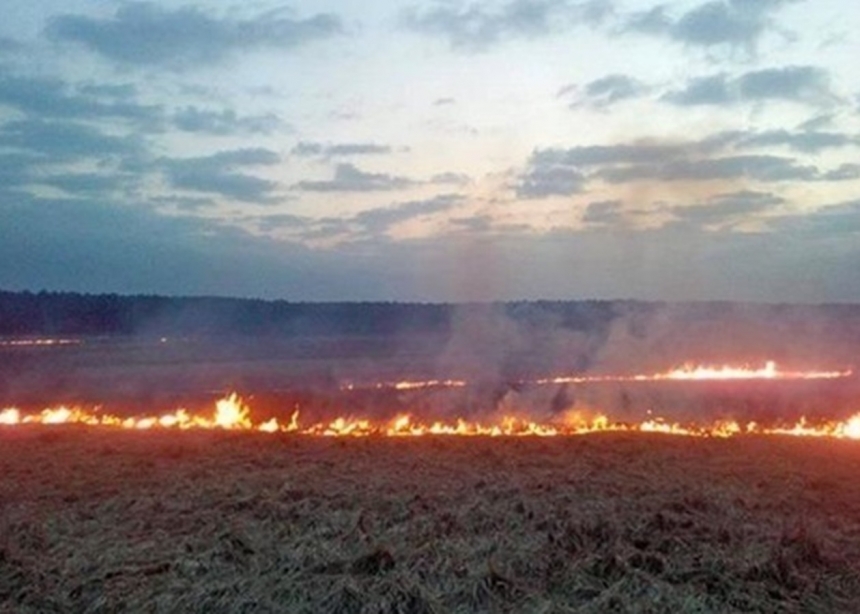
[[2, 429, 860, 613]]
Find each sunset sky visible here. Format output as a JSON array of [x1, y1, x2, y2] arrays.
[[1, 0, 858, 302]]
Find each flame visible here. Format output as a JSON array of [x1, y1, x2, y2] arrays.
[[358, 362, 852, 389], [1, 362, 856, 440], [0, 408, 20, 425], [0, 338, 81, 347], [536, 360, 851, 385], [3, 395, 860, 440]]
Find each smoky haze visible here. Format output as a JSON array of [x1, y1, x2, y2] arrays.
[[0, 291, 858, 423]]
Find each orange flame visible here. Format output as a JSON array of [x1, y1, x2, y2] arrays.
[[2, 394, 860, 440], [1, 362, 856, 439], [536, 360, 851, 385]]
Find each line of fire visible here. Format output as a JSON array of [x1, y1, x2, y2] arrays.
[[3, 361, 858, 439]]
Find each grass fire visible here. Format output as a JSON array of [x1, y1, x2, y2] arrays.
[[1, 361, 858, 439], [3, 296, 860, 612]]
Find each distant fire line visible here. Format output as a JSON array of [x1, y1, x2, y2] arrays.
[[343, 361, 853, 391]]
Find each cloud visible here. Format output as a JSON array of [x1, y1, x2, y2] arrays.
[[249, 194, 465, 242], [769, 199, 860, 236], [663, 66, 835, 106], [516, 163, 585, 198], [669, 190, 784, 229], [41, 173, 127, 196], [0, 72, 283, 138], [253, 213, 310, 232], [353, 194, 463, 235], [160, 148, 281, 203], [822, 163, 860, 182], [0, 191, 391, 300], [173, 107, 282, 135], [583, 200, 625, 225], [0, 71, 162, 127], [46, 3, 343, 69], [0, 118, 142, 160], [624, 5, 671, 35], [450, 215, 494, 232], [625, 0, 797, 51], [662, 74, 732, 105], [403, 0, 612, 50], [532, 142, 699, 167], [431, 172, 472, 186], [291, 142, 393, 158], [598, 154, 819, 183], [520, 128, 860, 196], [796, 114, 835, 132], [0, 153, 42, 187], [0, 37, 22, 51], [563, 74, 648, 108], [734, 129, 860, 153], [738, 66, 835, 104], [294, 163, 415, 192]]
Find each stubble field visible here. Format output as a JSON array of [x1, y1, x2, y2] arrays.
[[3, 429, 860, 613]]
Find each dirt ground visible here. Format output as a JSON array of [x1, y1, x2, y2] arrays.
[[2, 429, 860, 613]]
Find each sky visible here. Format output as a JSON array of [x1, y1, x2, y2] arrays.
[[0, 0, 858, 302]]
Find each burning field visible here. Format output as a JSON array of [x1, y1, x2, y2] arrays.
[[3, 423, 860, 613], [4, 366, 860, 612], [3, 298, 860, 611]]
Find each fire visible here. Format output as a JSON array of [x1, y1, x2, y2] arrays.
[[365, 362, 852, 389], [655, 360, 849, 381], [536, 361, 852, 385], [0, 338, 81, 348], [3, 394, 860, 440], [0, 362, 856, 440]]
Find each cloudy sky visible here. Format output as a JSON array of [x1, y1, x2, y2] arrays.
[[1, 0, 858, 302]]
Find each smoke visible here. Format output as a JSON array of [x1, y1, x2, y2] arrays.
[[2, 296, 858, 424]]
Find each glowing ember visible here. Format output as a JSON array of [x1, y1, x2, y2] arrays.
[[0, 338, 81, 348], [341, 379, 467, 391]]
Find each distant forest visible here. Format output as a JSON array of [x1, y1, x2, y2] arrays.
[[0, 290, 628, 338]]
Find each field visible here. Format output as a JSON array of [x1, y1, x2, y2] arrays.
[[3, 429, 860, 613]]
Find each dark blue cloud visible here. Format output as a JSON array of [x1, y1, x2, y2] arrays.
[[353, 194, 463, 234], [0, 191, 386, 300], [0, 118, 143, 160], [583, 200, 625, 225], [669, 190, 784, 229], [663, 66, 834, 106], [516, 164, 585, 198], [403, 0, 612, 50], [291, 142, 394, 158], [46, 3, 343, 69], [0, 72, 161, 127], [172, 107, 282, 135], [735, 129, 860, 153], [160, 148, 282, 203], [294, 163, 415, 192], [598, 154, 819, 183], [561, 74, 648, 109], [625, 0, 798, 51]]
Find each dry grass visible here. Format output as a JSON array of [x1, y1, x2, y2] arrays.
[[2, 430, 860, 613]]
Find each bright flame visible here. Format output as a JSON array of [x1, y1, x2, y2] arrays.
[[0, 408, 20, 425], [3, 395, 860, 440], [0, 338, 81, 347], [536, 361, 851, 385], [0, 362, 856, 440], [214, 393, 252, 429]]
